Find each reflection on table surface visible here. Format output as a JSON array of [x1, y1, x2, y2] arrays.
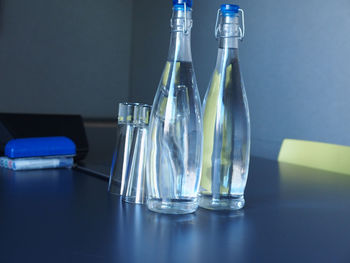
[[1, 157, 350, 263]]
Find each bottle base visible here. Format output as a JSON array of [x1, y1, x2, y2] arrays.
[[147, 198, 198, 215], [198, 194, 245, 210]]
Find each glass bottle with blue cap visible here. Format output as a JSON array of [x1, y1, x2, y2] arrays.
[[199, 4, 250, 210], [146, 0, 203, 214]]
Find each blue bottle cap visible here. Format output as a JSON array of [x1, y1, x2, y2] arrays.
[[173, 0, 192, 8], [220, 4, 239, 16]]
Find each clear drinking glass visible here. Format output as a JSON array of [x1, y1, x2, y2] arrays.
[[108, 103, 137, 195], [122, 104, 151, 204], [199, 5, 250, 210], [146, 1, 203, 214]]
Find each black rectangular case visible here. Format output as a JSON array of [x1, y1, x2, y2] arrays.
[[0, 113, 89, 160]]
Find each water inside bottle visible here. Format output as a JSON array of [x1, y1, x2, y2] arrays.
[[147, 61, 202, 214], [200, 54, 250, 209]]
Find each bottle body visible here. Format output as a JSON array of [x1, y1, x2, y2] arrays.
[[199, 6, 250, 210], [146, 5, 202, 214]]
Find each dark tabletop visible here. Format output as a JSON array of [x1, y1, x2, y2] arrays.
[[1, 156, 350, 263]]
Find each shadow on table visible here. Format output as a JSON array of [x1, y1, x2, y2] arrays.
[[245, 157, 281, 208], [116, 201, 249, 263]]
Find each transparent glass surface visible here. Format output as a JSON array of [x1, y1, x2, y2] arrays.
[[199, 14, 250, 210], [122, 125, 148, 204], [108, 102, 137, 196], [108, 124, 135, 195], [146, 7, 202, 214]]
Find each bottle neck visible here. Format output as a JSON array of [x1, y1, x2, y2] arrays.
[[215, 48, 238, 70], [218, 37, 239, 49], [167, 8, 193, 62], [216, 14, 240, 49]]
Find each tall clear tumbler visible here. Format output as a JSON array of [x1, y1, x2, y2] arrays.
[[108, 103, 137, 195], [122, 104, 152, 204]]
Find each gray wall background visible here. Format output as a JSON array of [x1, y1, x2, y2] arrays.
[[1, 0, 350, 160], [130, 0, 350, 160], [0, 0, 132, 118]]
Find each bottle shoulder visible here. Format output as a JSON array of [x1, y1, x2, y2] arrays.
[[203, 55, 248, 112]]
